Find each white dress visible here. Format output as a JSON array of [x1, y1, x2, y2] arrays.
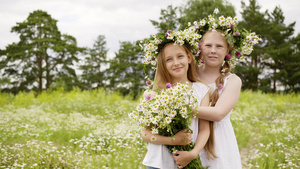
[[143, 82, 209, 169], [200, 74, 242, 169]]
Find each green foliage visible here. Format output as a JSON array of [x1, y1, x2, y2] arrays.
[[277, 33, 300, 93], [0, 10, 85, 93], [178, 0, 235, 30], [233, 91, 300, 168], [80, 35, 108, 90], [150, 5, 179, 32], [1, 0, 300, 96], [237, 0, 299, 93], [263, 6, 296, 92], [236, 0, 269, 91], [0, 90, 299, 168], [106, 41, 153, 99], [0, 89, 146, 168]]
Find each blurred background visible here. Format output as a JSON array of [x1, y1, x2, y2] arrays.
[[0, 0, 299, 97]]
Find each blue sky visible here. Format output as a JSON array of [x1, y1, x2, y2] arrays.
[[0, 0, 299, 58]]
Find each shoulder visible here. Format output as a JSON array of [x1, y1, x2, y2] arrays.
[[193, 82, 209, 94], [225, 74, 242, 90], [193, 82, 209, 89], [227, 74, 242, 84]]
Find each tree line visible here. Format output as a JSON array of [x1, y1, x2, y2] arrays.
[[0, 0, 299, 98]]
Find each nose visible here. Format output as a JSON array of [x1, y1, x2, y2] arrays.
[[210, 46, 216, 54], [173, 58, 180, 66]]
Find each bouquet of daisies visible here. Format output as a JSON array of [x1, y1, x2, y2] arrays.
[[129, 82, 207, 169]]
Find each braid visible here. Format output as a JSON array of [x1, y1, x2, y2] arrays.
[[204, 60, 231, 159], [210, 61, 231, 106]]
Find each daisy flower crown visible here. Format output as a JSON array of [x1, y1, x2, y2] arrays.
[[140, 28, 202, 69], [188, 8, 262, 67]]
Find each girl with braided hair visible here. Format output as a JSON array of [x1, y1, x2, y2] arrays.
[[173, 8, 261, 168], [196, 29, 242, 168]]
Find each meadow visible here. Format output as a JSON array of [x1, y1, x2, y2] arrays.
[[0, 88, 299, 169]]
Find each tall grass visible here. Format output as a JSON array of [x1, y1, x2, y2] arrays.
[[0, 89, 299, 168], [232, 90, 299, 169]]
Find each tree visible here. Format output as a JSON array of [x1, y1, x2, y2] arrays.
[[80, 35, 108, 90], [178, 0, 235, 30], [236, 0, 269, 91], [264, 6, 296, 92], [0, 10, 85, 93], [106, 41, 152, 99], [279, 33, 300, 92], [150, 5, 179, 32]]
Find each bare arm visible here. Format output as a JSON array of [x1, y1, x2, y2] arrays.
[[141, 128, 192, 146], [195, 75, 242, 122], [173, 92, 210, 168]]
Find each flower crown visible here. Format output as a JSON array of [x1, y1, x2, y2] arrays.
[[140, 28, 202, 69], [140, 8, 261, 69], [188, 8, 261, 67]]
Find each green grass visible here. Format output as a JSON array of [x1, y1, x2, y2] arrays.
[[0, 89, 299, 168]]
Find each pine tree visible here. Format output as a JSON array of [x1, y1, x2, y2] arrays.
[[236, 0, 269, 91], [106, 41, 152, 99], [264, 6, 296, 92], [80, 35, 108, 89], [150, 5, 179, 33]]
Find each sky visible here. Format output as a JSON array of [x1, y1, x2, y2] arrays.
[[0, 0, 299, 58]]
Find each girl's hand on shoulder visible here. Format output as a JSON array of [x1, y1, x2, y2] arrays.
[[173, 150, 198, 168], [173, 129, 192, 145]]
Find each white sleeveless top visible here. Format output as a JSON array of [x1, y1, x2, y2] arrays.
[[200, 74, 242, 169], [143, 82, 209, 169]]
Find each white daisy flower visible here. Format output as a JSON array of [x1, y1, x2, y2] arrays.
[[151, 128, 158, 134], [150, 135, 157, 141], [166, 117, 172, 124], [214, 8, 219, 14]]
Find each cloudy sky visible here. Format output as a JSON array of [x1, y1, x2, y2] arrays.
[[0, 0, 299, 58]]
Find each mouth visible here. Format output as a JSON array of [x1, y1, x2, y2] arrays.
[[173, 67, 183, 71], [208, 56, 218, 59]]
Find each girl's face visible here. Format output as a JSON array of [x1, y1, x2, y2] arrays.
[[201, 31, 229, 67], [163, 44, 191, 83]]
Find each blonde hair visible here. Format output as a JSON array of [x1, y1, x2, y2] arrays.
[[153, 43, 199, 90], [153, 43, 217, 158], [201, 30, 233, 159]]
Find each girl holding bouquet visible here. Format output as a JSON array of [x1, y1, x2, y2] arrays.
[[141, 38, 216, 168]]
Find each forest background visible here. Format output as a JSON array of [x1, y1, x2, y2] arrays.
[[0, 0, 299, 96]]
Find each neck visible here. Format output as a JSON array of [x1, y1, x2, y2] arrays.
[[197, 64, 223, 84], [171, 78, 192, 86], [202, 64, 222, 76]]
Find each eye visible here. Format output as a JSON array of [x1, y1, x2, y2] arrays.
[[205, 44, 211, 47], [166, 58, 172, 62], [217, 45, 223, 47]]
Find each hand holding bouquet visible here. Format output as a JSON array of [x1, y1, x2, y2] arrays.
[[129, 82, 207, 169]]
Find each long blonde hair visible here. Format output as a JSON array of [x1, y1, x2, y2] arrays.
[[153, 43, 217, 158], [201, 30, 233, 159]]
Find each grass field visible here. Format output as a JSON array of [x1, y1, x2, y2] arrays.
[[0, 88, 299, 168]]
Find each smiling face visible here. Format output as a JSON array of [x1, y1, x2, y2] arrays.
[[163, 43, 192, 84], [201, 31, 229, 68]]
